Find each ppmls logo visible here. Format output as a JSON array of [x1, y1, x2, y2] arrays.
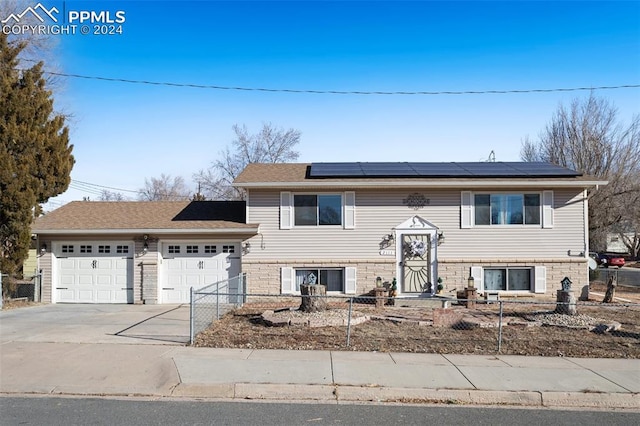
[[2, 3, 126, 36], [1, 3, 59, 24]]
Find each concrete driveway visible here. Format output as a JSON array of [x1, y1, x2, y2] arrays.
[[0, 304, 190, 345]]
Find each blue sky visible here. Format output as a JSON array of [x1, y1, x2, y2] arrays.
[[7, 1, 639, 207]]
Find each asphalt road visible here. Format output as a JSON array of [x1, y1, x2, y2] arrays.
[[1, 397, 638, 426]]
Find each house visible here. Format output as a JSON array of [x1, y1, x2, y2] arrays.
[[33, 162, 605, 304], [606, 232, 635, 255], [233, 162, 605, 297], [32, 201, 257, 304]]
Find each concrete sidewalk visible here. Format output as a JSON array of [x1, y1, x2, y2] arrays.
[[1, 341, 638, 409]]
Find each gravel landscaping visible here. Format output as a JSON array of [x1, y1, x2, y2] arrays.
[[194, 284, 640, 358]]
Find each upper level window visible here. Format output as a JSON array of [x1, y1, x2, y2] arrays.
[[474, 194, 540, 225], [294, 194, 342, 226]]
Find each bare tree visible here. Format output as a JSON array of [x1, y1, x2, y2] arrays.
[[194, 123, 301, 200], [138, 174, 190, 201], [521, 94, 640, 251], [98, 190, 127, 201]]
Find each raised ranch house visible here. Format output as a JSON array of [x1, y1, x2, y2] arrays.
[[33, 162, 605, 304]]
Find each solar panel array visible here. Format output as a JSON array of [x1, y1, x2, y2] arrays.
[[308, 162, 581, 178]]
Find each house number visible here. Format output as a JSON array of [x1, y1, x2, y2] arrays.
[[379, 250, 395, 256], [403, 193, 429, 210]]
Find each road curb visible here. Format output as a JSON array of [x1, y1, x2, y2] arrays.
[[541, 391, 640, 409], [2, 387, 639, 410], [235, 384, 337, 401], [335, 387, 542, 406]]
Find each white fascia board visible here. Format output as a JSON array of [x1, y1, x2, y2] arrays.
[[32, 227, 260, 235], [233, 180, 608, 189]]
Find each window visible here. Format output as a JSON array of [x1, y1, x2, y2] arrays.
[[474, 193, 540, 225], [61, 245, 74, 253], [484, 268, 531, 291], [116, 245, 129, 254], [168, 245, 180, 254], [186, 245, 198, 254], [80, 245, 92, 253], [294, 194, 342, 226], [295, 268, 344, 292], [98, 245, 111, 253], [204, 245, 217, 254], [222, 245, 235, 253]]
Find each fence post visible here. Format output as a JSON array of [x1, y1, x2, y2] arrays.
[[497, 300, 504, 353], [242, 273, 247, 305], [216, 281, 220, 320], [189, 286, 195, 345], [346, 297, 353, 348], [35, 272, 41, 302]]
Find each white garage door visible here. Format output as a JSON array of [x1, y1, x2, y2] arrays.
[[161, 242, 241, 304], [55, 242, 133, 303]]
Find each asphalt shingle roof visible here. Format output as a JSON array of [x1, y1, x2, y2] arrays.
[[233, 163, 603, 187], [33, 201, 256, 232]]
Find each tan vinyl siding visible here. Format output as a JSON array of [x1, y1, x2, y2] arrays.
[[243, 188, 586, 261], [39, 240, 52, 303]]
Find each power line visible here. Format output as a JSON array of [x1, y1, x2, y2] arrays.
[[72, 179, 140, 194], [13, 65, 640, 96]]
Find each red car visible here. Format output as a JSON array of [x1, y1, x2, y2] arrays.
[[597, 253, 625, 268]]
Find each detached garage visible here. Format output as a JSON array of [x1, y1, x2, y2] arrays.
[[33, 201, 258, 305]]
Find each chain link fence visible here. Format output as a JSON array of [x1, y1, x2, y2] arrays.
[[189, 290, 640, 358], [1, 273, 43, 306], [590, 267, 639, 287], [189, 273, 247, 344]]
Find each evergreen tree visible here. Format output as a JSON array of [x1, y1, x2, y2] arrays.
[[0, 33, 74, 278]]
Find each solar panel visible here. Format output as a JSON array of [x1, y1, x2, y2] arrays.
[[308, 162, 581, 178], [409, 163, 473, 177], [309, 163, 364, 177], [360, 163, 417, 176]]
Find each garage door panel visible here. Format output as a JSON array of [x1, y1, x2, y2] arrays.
[[96, 259, 114, 269], [188, 275, 204, 286], [96, 274, 112, 285], [77, 259, 94, 269], [59, 259, 76, 269], [96, 290, 112, 302], [60, 274, 75, 285], [166, 260, 183, 270], [184, 260, 202, 270], [78, 290, 93, 302], [78, 274, 94, 285]]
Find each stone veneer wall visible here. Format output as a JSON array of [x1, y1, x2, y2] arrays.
[[437, 258, 588, 294], [244, 258, 587, 297], [243, 259, 396, 295], [134, 239, 158, 304]]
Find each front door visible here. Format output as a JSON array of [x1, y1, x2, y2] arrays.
[[401, 233, 432, 293]]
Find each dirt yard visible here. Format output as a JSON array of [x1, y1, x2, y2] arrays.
[[194, 284, 640, 358]]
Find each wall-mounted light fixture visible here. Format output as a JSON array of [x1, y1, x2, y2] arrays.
[[437, 231, 445, 246], [142, 234, 149, 254], [382, 232, 395, 245], [242, 241, 251, 254], [40, 243, 47, 255]]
